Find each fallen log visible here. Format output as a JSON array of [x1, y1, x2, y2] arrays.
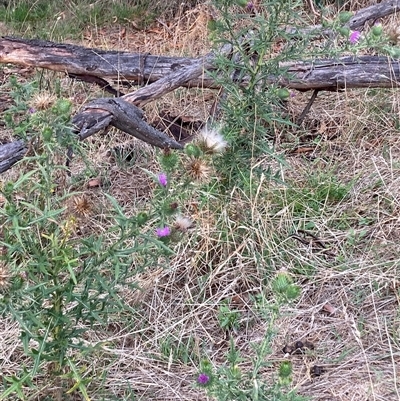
[[2, 37, 400, 91], [72, 55, 210, 145], [2, 51, 400, 172], [0, 0, 399, 90], [0, 36, 217, 89], [0, 140, 27, 174]]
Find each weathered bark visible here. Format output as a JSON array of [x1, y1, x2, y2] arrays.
[[1, 37, 400, 91], [280, 56, 400, 91], [0, 36, 216, 89], [346, 0, 400, 29], [0, 140, 27, 173], [73, 97, 183, 148], [290, 0, 400, 37], [122, 56, 213, 106]]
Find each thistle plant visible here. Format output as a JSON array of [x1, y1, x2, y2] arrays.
[[210, 0, 310, 190], [148, 123, 229, 245], [0, 78, 189, 399], [197, 321, 306, 401], [208, 0, 395, 191]]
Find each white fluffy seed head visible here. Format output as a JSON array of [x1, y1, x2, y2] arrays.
[[196, 125, 228, 154], [174, 215, 193, 232]]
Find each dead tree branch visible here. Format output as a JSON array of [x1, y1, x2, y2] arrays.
[[73, 98, 183, 148], [1, 37, 400, 91], [289, 0, 400, 37], [0, 36, 217, 89], [0, 140, 27, 174]]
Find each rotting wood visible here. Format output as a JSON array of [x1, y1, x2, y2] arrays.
[[2, 37, 400, 91], [0, 36, 217, 89]]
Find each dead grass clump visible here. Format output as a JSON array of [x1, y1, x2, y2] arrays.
[[275, 263, 400, 400], [0, 316, 25, 374], [141, 0, 206, 20], [82, 1, 213, 57]]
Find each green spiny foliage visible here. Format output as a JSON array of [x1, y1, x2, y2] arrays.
[[0, 78, 176, 399]]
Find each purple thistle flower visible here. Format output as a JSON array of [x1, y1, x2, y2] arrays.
[[349, 30, 361, 44], [246, 2, 254, 11], [156, 226, 171, 238], [197, 373, 210, 385], [158, 172, 168, 187]]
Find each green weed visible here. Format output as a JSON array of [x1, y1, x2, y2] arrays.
[[0, 78, 180, 399]]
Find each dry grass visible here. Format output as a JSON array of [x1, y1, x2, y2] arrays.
[[1, 1, 400, 400]]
